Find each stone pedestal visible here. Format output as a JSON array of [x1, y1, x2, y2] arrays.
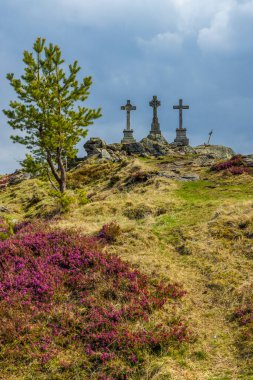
[[174, 128, 189, 146], [147, 132, 168, 145], [121, 129, 136, 144]]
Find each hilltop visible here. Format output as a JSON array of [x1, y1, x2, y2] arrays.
[[0, 148, 252, 380]]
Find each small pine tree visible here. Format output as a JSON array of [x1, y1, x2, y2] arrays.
[[3, 37, 102, 193]]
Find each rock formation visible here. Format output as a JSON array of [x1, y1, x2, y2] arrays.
[[83, 137, 236, 161]]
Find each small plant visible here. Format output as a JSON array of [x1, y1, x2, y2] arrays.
[[0, 217, 14, 240], [124, 204, 153, 220], [233, 305, 253, 326], [77, 189, 89, 205], [211, 155, 248, 174], [49, 190, 75, 213], [98, 222, 121, 243], [232, 304, 253, 361], [228, 166, 248, 175], [125, 170, 156, 187]]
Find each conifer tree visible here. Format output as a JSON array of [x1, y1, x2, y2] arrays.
[[3, 37, 102, 193]]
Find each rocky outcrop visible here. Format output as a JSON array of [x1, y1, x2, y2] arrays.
[[83, 138, 107, 157], [84, 137, 174, 160], [140, 138, 173, 156], [194, 145, 235, 159], [84, 138, 236, 162], [158, 172, 200, 182], [243, 155, 253, 166]]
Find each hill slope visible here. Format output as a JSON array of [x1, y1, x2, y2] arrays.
[[0, 152, 252, 379]]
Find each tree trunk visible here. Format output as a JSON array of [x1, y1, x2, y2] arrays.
[[59, 180, 66, 194], [46, 150, 67, 193], [57, 149, 67, 194]]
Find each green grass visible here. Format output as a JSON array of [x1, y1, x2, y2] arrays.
[[177, 178, 253, 203], [153, 177, 253, 239]]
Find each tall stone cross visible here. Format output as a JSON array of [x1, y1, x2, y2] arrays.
[[173, 99, 190, 146], [149, 95, 161, 134], [173, 99, 189, 130], [121, 100, 136, 131], [121, 100, 136, 144]]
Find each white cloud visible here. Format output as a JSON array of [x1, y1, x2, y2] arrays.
[[198, 0, 253, 53], [171, 0, 231, 34], [45, 0, 253, 56]]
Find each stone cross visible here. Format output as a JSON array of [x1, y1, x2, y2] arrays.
[[121, 100, 136, 131], [173, 99, 189, 130], [149, 95, 161, 134]]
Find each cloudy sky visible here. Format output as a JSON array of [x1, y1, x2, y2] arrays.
[[0, 0, 253, 172]]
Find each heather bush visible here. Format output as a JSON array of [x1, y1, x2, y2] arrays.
[[0, 224, 189, 379], [233, 305, 253, 326], [211, 155, 248, 174], [233, 304, 253, 361], [228, 166, 248, 175], [98, 222, 121, 243]]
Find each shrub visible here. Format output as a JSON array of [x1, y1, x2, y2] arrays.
[[0, 217, 14, 240], [232, 304, 253, 361], [50, 190, 75, 213], [0, 225, 189, 379], [124, 170, 156, 187], [211, 155, 248, 174], [228, 166, 248, 175], [233, 305, 253, 326], [98, 222, 121, 243], [123, 205, 153, 220], [77, 189, 89, 205]]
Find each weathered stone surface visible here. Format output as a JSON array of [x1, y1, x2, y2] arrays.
[[173, 128, 189, 146], [158, 172, 199, 182], [180, 173, 200, 181], [170, 144, 195, 155], [100, 149, 112, 160], [84, 138, 237, 165], [194, 145, 235, 159], [121, 129, 136, 144], [140, 138, 172, 156], [121, 143, 146, 155], [9, 171, 31, 185], [243, 155, 253, 166], [107, 143, 122, 152], [84, 138, 107, 157]]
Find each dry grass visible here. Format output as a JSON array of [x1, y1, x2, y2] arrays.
[[0, 156, 252, 379]]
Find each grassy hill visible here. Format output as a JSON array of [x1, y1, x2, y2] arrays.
[[0, 153, 252, 379]]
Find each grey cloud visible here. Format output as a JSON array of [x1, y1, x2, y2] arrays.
[[0, 0, 252, 173]]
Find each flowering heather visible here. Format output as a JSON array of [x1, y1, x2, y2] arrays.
[[233, 304, 253, 361], [0, 223, 189, 379], [98, 222, 121, 243], [211, 155, 249, 174], [233, 305, 253, 326]]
